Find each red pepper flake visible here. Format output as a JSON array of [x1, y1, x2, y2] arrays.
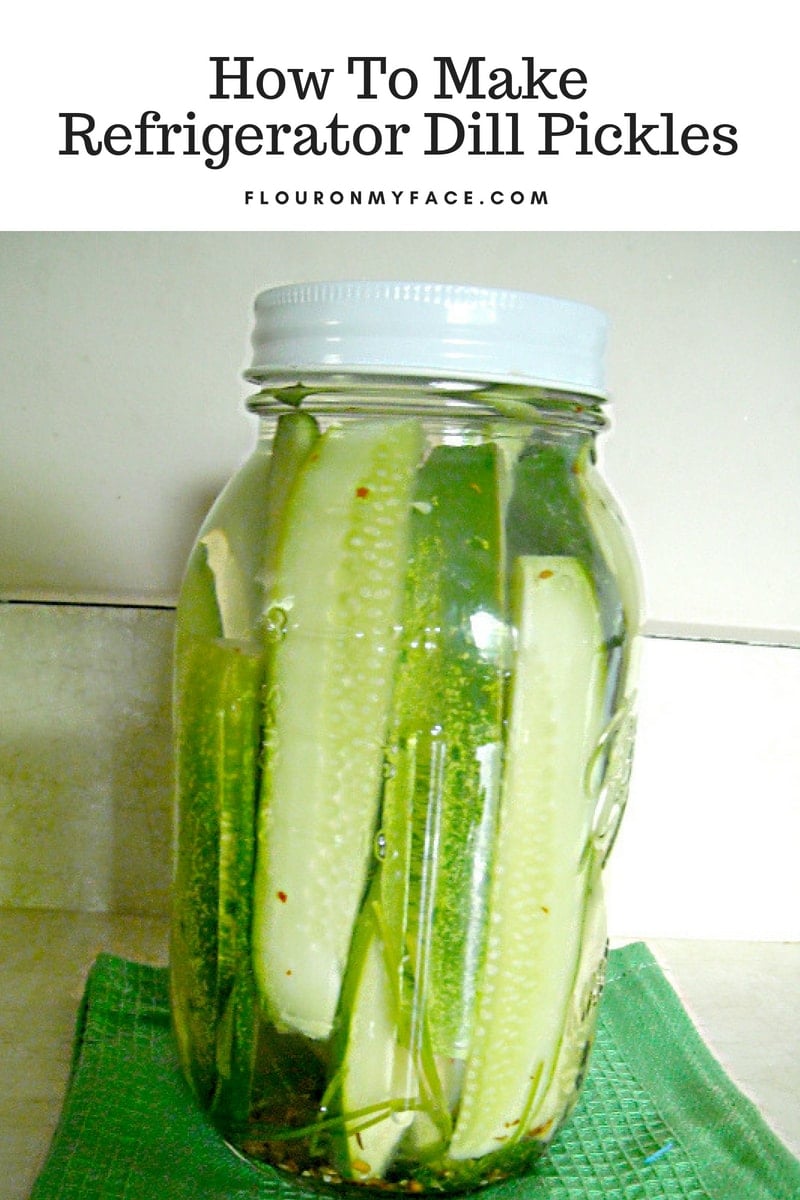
[[286, 969, 293, 976], [468, 481, 482, 493], [277, 890, 288, 903], [528, 1118, 555, 1139], [351, 1159, 371, 1175], [538, 569, 554, 579], [356, 485, 370, 498], [541, 905, 550, 914]]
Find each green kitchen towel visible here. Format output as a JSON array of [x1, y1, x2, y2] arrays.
[[29, 943, 800, 1200]]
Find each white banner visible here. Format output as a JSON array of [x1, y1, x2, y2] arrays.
[[1, 1, 794, 231]]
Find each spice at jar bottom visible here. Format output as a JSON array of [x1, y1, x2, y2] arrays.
[[169, 281, 642, 1193]]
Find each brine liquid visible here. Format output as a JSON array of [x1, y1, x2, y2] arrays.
[[170, 421, 638, 1192], [171, 624, 617, 1192]]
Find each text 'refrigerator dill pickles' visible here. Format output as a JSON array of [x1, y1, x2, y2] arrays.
[[170, 281, 643, 1193]]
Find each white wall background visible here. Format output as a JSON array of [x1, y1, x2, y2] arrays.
[[1, 232, 798, 939], [1, 232, 798, 638]]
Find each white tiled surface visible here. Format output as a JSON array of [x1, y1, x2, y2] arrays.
[[2, 911, 797, 1200], [0, 604, 174, 913], [1, 602, 798, 1196], [2, 603, 798, 942]]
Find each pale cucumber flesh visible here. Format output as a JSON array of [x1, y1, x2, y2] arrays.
[[449, 556, 605, 1160], [252, 418, 424, 1040], [337, 898, 418, 1181]]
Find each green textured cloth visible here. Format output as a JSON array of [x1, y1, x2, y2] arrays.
[[30, 943, 800, 1200]]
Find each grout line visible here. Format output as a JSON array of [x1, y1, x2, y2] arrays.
[[3, 598, 798, 649], [643, 622, 800, 651], [1, 597, 176, 612]]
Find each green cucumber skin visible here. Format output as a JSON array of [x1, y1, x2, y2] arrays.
[[170, 637, 262, 1104], [506, 441, 598, 561], [261, 410, 321, 596], [172, 409, 321, 1122], [252, 418, 424, 1041], [211, 963, 260, 1135], [380, 443, 505, 1059], [506, 439, 624, 649], [575, 459, 643, 679]]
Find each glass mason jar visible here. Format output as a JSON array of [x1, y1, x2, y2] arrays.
[[170, 281, 642, 1193]]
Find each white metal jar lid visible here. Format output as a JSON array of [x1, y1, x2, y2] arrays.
[[246, 281, 608, 399]]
